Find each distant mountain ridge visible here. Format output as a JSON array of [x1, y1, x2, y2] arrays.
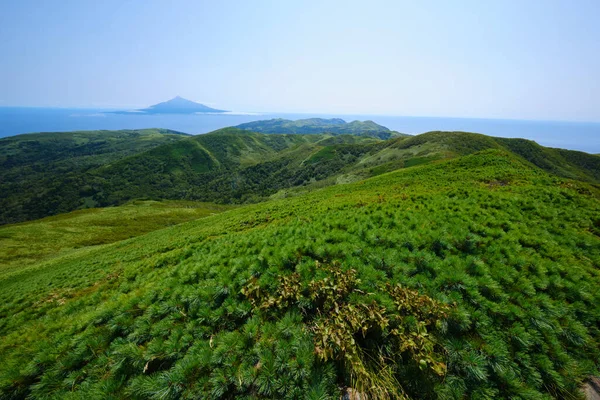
[[118, 96, 227, 114], [236, 118, 408, 139]]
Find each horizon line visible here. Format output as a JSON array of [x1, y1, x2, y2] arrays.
[[1, 105, 600, 125]]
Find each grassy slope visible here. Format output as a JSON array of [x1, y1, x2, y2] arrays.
[[0, 129, 189, 224], [0, 129, 189, 168], [0, 200, 234, 280], [96, 128, 326, 175], [393, 131, 600, 183], [87, 130, 336, 205], [2, 128, 599, 228], [1, 149, 599, 399], [235, 118, 406, 139], [271, 131, 600, 199], [96, 131, 600, 204]]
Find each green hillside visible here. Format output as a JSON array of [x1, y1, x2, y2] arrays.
[[235, 117, 407, 139], [0, 128, 188, 171], [0, 129, 189, 224], [0, 129, 385, 224], [389, 131, 600, 183], [1, 148, 599, 399], [0, 200, 234, 281], [1, 128, 599, 226]]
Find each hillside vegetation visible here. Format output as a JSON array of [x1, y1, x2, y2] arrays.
[[1, 148, 599, 399], [1, 127, 599, 226], [235, 118, 406, 139], [0, 200, 234, 280], [0, 129, 189, 224]]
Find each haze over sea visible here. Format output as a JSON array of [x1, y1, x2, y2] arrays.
[[1, 107, 599, 154]]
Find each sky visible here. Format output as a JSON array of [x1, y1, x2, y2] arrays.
[[0, 0, 599, 121]]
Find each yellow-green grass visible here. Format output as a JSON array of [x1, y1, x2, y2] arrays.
[[0, 200, 235, 279]]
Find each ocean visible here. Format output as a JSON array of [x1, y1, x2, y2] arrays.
[[1, 107, 599, 154]]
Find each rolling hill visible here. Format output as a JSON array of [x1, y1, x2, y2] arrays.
[[235, 117, 407, 139], [1, 127, 599, 225], [1, 148, 599, 399], [0, 128, 189, 170], [0, 129, 190, 224]]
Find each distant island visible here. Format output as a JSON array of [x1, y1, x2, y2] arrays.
[[236, 118, 408, 139], [115, 96, 227, 114]]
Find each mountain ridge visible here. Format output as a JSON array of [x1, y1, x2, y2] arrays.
[[0, 127, 598, 225]]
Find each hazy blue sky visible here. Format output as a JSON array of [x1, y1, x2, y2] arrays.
[[1, 0, 599, 120]]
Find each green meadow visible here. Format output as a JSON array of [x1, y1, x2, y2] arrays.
[[1, 147, 599, 399], [0, 200, 234, 280]]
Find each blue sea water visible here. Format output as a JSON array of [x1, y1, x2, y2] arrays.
[[1, 107, 599, 154]]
